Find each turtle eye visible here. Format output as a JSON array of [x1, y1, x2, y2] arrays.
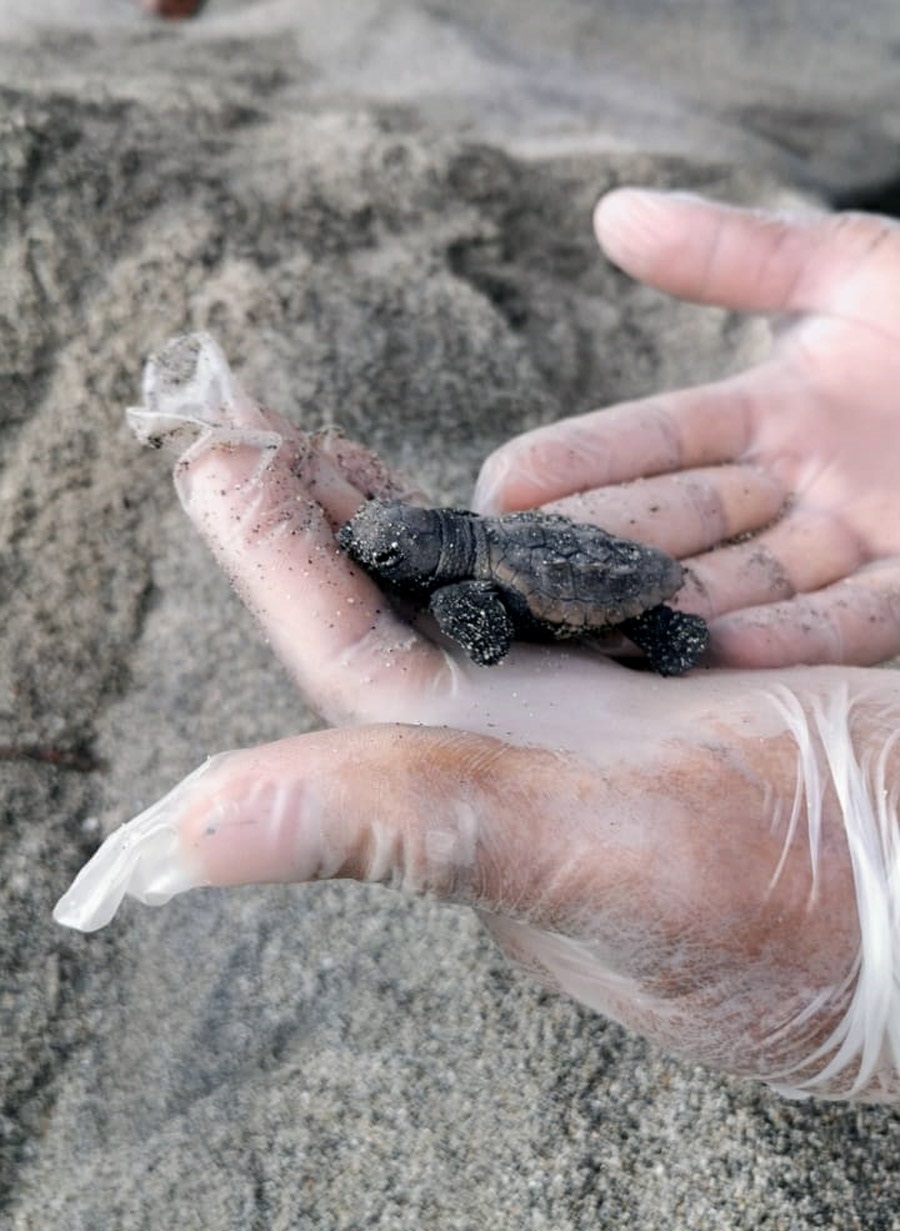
[[372, 544, 402, 569]]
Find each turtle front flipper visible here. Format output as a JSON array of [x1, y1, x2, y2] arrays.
[[429, 581, 515, 667], [618, 605, 709, 677]]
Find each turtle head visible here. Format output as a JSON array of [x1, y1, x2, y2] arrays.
[[337, 500, 443, 592]]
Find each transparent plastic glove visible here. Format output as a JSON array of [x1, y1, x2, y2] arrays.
[[55, 335, 900, 1101], [476, 191, 900, 669]]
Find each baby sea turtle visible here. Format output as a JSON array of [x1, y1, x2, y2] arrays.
[[337, 500, 708, 675]]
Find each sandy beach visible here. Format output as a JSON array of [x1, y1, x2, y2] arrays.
[[2, 3, 900, 1227]]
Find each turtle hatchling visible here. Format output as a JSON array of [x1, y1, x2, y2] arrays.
[[337, 500, 708, 675]]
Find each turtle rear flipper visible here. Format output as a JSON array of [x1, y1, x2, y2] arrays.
[[429, 581, 515, 667], [619, 605, 709, 676]]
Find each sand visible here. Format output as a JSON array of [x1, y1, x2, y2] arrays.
[[2, 3, 899, 1228]]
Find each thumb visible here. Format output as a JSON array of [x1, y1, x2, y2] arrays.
[[53, 725, 617, 933], [594, 188, 895, 315]]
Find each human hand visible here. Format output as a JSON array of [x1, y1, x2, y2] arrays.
[[54, 336, 900, 1101], [475, 191, 900, 669]]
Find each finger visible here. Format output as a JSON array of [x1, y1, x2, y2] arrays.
[[678, 510, 867, 620], [706, 561, 900, 668], [134, 335, 450, 724], [594, 189, 899, 316], [543, 464, 786, 559], [176, 422, 453, 726], [53, 725, 628, 933], [53, 700, 840, 1036], [473, 375, 760, 514]]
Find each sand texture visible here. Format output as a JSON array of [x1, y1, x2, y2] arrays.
[[2, 4, 900, 1228]]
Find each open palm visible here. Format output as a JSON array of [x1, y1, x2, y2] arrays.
[[55, 336, 900, 1101], [476, 192, 900, 668]]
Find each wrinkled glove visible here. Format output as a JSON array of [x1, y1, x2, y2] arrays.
[[55, 334, 900, 1102]]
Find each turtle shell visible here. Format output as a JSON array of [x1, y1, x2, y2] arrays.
[[481, 512, 684, 631]]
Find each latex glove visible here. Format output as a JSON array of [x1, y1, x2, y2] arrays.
[[55, 336, 900, 1102], [476, 191, 900, 669]]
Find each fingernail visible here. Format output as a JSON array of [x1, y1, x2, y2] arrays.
[[593, 189, 699, 268], [472, 451, 511, 515]]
